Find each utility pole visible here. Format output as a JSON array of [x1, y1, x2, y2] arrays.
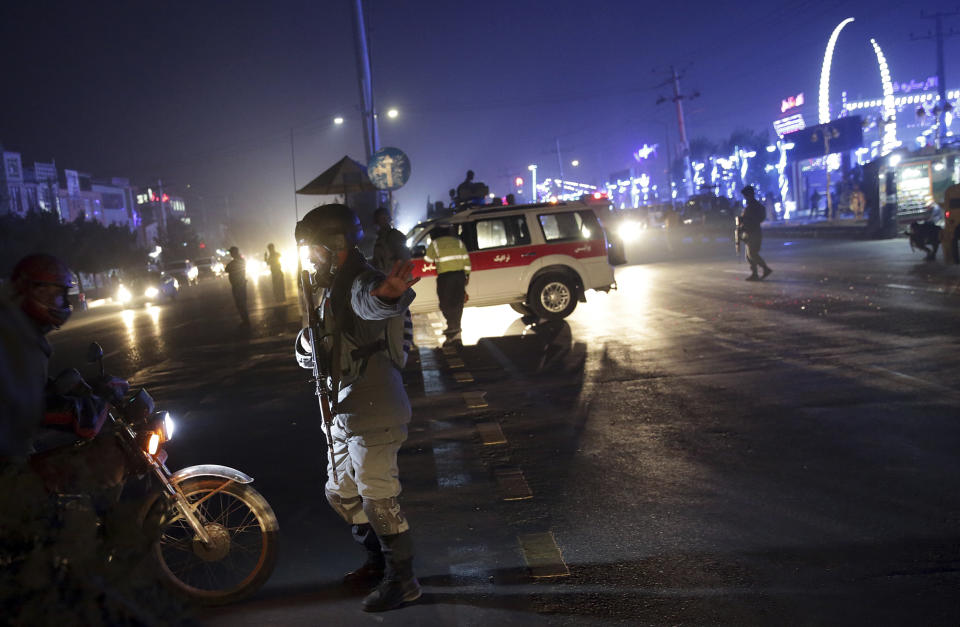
[[912, 10, 960, 148], [656, 66, 699, 198], [351, 0, 379, 164]]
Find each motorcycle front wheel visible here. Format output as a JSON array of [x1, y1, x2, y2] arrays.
[[150, 477, 278, 606]]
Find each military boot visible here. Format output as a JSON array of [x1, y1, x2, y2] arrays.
[[344, 523, 385, 590], [362, 530, 421, 612]]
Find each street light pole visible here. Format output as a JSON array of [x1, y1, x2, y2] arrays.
[[290, 128, 298, 221], [351, 0, 379, 163], [528, 164, 538, 203]]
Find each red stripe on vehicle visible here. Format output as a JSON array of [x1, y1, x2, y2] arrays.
[[412, 239, 605, 277]]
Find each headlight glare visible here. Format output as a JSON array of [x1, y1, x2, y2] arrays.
[[116, 285, 132, 303], [144, 286, 159, 299], [618, 221, 642, 243], [299, 245, 317, 274]]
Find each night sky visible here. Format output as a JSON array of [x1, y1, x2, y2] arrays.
[[1, 0, 953, 247]]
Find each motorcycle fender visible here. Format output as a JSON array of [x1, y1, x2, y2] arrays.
[[170, 464, 254, 486]]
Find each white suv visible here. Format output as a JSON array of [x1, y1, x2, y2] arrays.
[[407, 200, 619, 320]]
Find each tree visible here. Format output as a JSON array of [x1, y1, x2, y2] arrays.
[[0, 212, 145, 292], [157, 217, 201, 261]]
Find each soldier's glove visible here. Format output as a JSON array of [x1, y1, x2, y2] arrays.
[[295, 328, 315, 370]]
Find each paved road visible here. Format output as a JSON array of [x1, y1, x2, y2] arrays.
[[48, 234, 960, 625]]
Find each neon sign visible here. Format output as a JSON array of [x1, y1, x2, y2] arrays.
[[781, 92, 805, 113], [893, 77, 937, 94]]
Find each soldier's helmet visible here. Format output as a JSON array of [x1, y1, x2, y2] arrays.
[[295, 204, 364, 249]]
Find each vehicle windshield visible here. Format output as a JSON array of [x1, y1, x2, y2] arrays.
[[406, 224, 430, 248]]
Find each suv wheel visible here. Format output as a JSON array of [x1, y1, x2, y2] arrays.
[[510, 302, 531, 315], [528, 274, 577, 320]]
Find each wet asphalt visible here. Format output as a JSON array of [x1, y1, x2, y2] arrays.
[[48, 230, 960, 626]]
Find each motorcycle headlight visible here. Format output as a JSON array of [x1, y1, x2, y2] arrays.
[[163, 411, 176, 441], [144, 286, 160, 299], [147, 432, 160, 455]]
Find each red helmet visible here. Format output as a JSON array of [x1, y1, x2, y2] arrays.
[[11, 253, 77, 328]]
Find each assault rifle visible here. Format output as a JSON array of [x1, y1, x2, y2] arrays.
[[734, 215, 744, 262], [301, 269, 338, 484]]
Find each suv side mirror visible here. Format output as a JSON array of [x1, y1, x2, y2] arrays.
[[86, 342, 104, 377], [86, 342, 103, 363], [412, 245, 426, 258]]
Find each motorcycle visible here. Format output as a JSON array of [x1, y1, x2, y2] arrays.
[[71, 341, 279, 605]]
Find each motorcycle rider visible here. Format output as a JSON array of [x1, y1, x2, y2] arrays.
[[294, 203, 421, 612], [0, 253, 73, 466], [0, 253, 125, 490]]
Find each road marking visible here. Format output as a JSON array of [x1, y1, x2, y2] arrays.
[[885, 283, 949, 294], [518, 531, 570, 578], [463, 391, 488, 408], [421, 369, 448, 395], [860, 365, 960, 400], [453, 371, 475, 383], [476, 420, 506, 445], [651, 308, 706, 323], [495, 468, 532, 500]]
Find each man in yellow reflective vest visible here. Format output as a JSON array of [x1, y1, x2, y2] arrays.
[[424, 225, 471, 347]]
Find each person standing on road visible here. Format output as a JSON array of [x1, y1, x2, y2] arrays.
[[294, 203, 421, 612], [225, 246, 250, 325], [372, 207, 410, 274], [265, 243, 285, 302], [739, 186, 772, 281], [423, 225, 471, 348]]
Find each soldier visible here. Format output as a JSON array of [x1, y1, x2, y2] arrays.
[[225, 246, 250, 325], [739, 186, 773, 281], [265, 243, 285, 302], [294, 203, 420, 612], [424, 224, 471, 348], [372, 207, 410, 273]]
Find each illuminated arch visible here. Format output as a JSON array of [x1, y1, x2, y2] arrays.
[[819, 17, 855, 124], [870, 38, 898, 155]]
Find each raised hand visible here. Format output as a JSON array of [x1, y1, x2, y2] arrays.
[[371, 259, 420, 301]]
